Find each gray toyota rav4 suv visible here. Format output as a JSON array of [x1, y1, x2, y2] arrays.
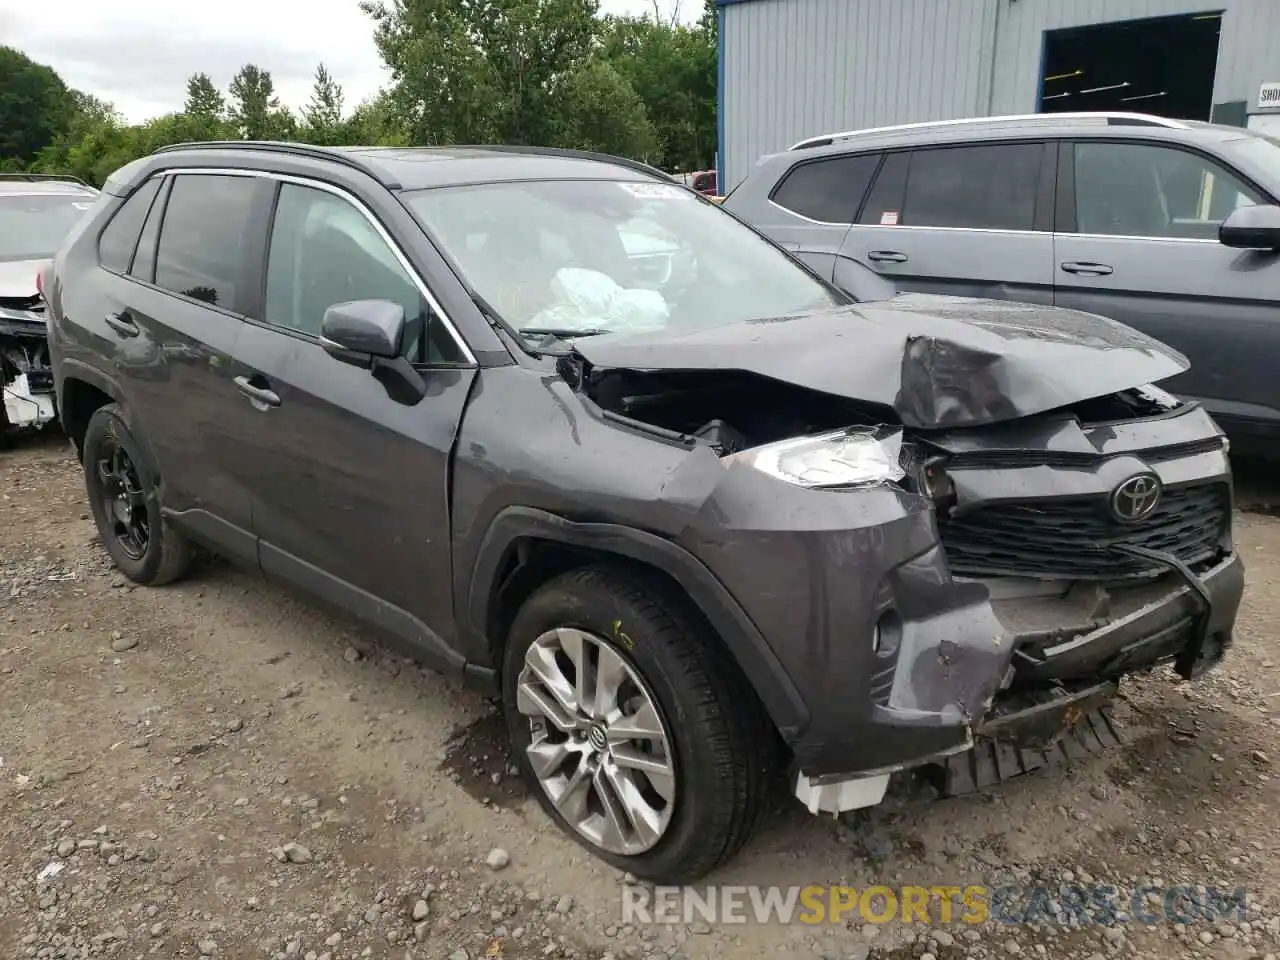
[[724, 112, 1280, 452], [45, 141, 1242, 882]]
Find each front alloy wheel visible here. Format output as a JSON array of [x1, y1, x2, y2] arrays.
[[501, 565, 774, 884], [517, 627, 676, 855]]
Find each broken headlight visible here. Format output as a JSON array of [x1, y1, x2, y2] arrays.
[[723, 427, 906, 488]]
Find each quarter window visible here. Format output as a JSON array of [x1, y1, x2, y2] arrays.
[[1072, 141, 1262, 240], [901, 143, 1044, 231], [264, 183, 462, 363], [771, 154, 881, 223], [98, 178, 161, 273], [154, 174, 260, 311]]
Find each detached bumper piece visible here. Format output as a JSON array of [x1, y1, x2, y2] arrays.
[[927, 684, 1123, 798]]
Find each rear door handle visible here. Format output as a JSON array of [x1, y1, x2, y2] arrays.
[[104, 312, 139, 338], [1060, 260, 1114, 276], [234, 375, 281, 409], [868, 250, 909, 263]]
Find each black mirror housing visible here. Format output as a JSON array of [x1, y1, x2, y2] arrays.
[[1219, 204, 1280, 251], [320, 299, 405, 361]]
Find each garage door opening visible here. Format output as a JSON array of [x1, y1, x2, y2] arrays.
[[1039, 12, 1222, 121]]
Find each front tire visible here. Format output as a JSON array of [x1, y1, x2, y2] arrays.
[[502, 565, 772, 883], [83, 404, 192, 586]]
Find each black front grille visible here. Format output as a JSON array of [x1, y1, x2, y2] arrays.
[[938, 482, 1229, 580]]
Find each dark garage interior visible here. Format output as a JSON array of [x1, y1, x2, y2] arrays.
[[1039, 11, 1223, 121]]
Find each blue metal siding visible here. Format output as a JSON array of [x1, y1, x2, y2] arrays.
[[720, 0, 1280, 191], [720, 0, 998, 191]]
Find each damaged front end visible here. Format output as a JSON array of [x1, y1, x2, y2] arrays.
[[0, 292, 56, 437], [562, 309, 1242, 815]]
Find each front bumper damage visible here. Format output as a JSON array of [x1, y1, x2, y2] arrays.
[[0, 310, 56, 432], [668, 404, 1240, 817]]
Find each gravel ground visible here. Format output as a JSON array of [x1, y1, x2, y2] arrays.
[[4, 432, 1280, 960]]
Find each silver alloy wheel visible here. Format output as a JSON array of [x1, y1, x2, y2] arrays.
[[516, 627, 676, 856]]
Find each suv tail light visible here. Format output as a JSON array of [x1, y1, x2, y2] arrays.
[[35, 270, 44, 299]]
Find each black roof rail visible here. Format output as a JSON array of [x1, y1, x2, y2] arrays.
[[0, 172, 93, 187], [149, 140, 397, 187], [448, 144, 677, 183]]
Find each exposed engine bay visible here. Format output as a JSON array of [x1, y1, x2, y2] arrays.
[[0, 296, 57, 435]]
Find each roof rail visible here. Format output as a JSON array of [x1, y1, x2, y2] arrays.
[[446, 144, 677, 182], [0, 172, 93, 187], [789, 112, 1188, 150], [149, 140, 397, 187]]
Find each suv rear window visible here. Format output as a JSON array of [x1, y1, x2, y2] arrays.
[[771, 154, 880, 223], [153, 174, 260, 312], [901, 143, 1043, 231], [0, 191, 96, 263]]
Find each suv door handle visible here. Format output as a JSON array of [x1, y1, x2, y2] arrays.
[[104, 312, 139, 338], [234, 375, 281, 409], [868, 250, 909, 263], [1060, 260, 1114, 276]]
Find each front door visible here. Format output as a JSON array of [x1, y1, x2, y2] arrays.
[[228, 178, 477, 662], [1053, 139, 1280, 434], [841, 141, 1058, 307]]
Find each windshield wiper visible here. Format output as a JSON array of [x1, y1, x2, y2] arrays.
[[519, 327, 611, 340]]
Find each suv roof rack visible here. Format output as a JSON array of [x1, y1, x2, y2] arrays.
[[789, 111, 1189, 150], [149, 140, 398, 186], [0, 172, 93, 187], [149, 140, 677, 189], [444, 144, 677, 183]]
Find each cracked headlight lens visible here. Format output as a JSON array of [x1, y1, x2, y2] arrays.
[[724, 427, 905, 488]]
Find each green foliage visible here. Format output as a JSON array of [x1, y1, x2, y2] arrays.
[[3, 0, 719, 186]]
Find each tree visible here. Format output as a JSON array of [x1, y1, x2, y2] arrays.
[[548, 57, 661, 161], [301, 63, 346, 145], [227, 64, 293, 140], [601, 14, 716, 171], [0, 46, 74, 166], [183, 72, 227, 139]]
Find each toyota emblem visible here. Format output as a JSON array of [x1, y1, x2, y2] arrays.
[[1110, 473, 1162, 523]]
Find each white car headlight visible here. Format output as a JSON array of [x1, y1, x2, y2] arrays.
[[724, 427, 905, 488]]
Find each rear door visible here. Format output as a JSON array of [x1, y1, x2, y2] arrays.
[[1052, 138, 1280, 433], [94, 171, 271, 563], [839, 141, 1057, 306], [228, 177, 477, 660], [754, 153, 881, 279]]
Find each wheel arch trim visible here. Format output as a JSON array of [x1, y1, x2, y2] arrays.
[[463, 505, 810, 740]]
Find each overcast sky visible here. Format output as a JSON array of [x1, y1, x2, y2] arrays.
[[0, 0, 700, 124]]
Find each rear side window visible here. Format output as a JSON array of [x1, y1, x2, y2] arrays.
[[98, 178, 161, 273], [858, 152, 909, 225], [154, 174, 260, 312], [130, 177, 170, 283], [900, 143, 1043, 231], [771, 154, 880, 223]]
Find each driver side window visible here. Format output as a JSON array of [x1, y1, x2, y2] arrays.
[[264, 183, 462, 362]]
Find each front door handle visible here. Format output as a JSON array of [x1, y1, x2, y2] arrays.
[[1061, 260, 1114, 276], [104, 312, 139, 338], [234, 375, 281, 409], [868, 250, 909, 264]]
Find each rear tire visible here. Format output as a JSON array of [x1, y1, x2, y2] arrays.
[[502, 565, 772, 884], [83, 404, 192, 586]]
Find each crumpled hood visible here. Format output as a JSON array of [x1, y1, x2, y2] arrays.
[[0, 258, 47, 302], [571, 293, 1190, 429]]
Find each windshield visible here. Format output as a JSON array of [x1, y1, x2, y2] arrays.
[[405, 179, 847, 339], [0, 193, 95, 263]]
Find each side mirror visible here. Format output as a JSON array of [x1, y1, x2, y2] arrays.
[[320, 299, 404, 360], [318, 299, 427, 406], [1219, 204, 1280, 251]]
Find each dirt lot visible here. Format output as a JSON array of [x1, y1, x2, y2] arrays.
[[4, 433, 1280, 960]]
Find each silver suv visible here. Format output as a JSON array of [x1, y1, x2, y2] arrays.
[[723, 112, 1280, 452]]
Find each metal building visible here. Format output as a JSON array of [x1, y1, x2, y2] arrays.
[[716, 0, 1280, 191]]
